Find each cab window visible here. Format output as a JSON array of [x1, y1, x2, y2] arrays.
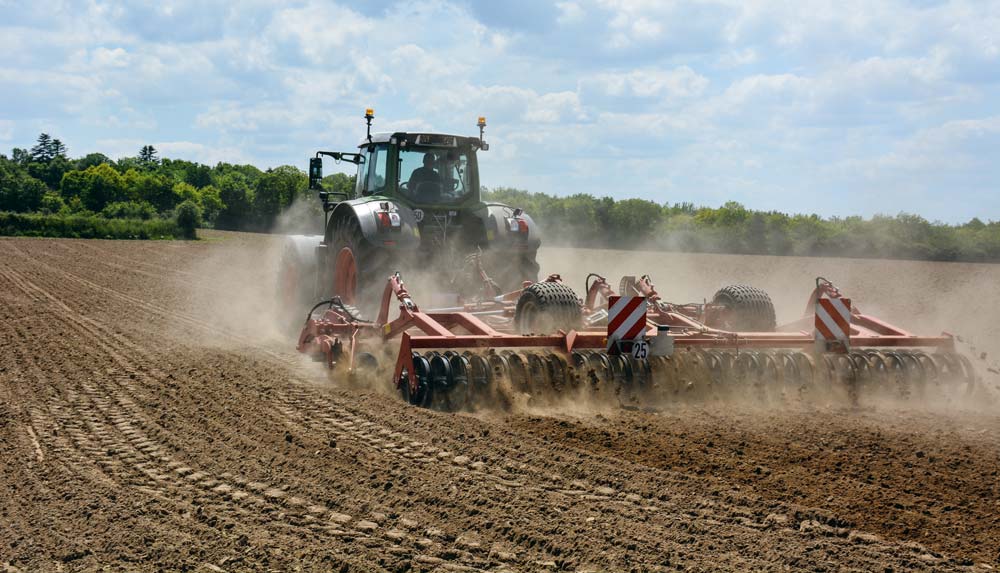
[[398, 146, 472, 204], [364, 145, 388, 196]]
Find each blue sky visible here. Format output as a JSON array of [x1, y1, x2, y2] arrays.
[[1, 0, 998, 223]]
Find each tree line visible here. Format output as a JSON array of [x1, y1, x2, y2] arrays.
[[0, 133, 354, 237], [483, 188, 1000, 262], [2, 133, 998, 261]]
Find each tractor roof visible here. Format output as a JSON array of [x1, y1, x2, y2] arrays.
[[358, 132, 479, 148]]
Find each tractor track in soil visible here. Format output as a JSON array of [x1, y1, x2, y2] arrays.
[[2, 233, 999, 572]]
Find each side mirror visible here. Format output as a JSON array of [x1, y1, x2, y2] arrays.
[[309, 157, 323, 190]]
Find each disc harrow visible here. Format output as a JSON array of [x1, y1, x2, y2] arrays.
[[296, 271, 977, 412]]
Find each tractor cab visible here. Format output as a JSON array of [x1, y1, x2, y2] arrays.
[[353, 131, 483, 208], [308, 110, 489, 212]]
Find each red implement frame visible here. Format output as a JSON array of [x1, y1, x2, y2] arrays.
[[297, 273, 956, 395]]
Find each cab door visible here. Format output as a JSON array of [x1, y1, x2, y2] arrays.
[[359, 144, 388, 197]]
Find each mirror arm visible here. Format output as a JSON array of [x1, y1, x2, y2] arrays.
[[316, 151, 363, 165]]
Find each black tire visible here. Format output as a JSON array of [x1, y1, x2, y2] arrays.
[[326, 216, 391, 318], [710, 284, 776, 332], [514, 281, 582, 334]]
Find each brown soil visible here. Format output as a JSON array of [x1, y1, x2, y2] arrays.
[[1, 232, 998, 572]]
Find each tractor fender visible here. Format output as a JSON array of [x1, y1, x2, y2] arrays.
[[484, 202, 541, 250], [325, 199, 421, 250]]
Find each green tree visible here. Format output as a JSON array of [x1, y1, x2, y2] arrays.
[[28, 155, 73, 189], [254, 165, 306, 229], [60, 163, 127, 212], [160, 158, 212, 188], [175, 199, 202, 239], [51, 139, 68, 158], [198, 185, 224, 224], [39, 192, 67, 215], [101, 201, 157, 220], [138, 145, 159, 169], [11, 148, 30, 165], [76, 153, 111, 170], [30, 133, 54, 162], [122, 169, 178, 211], [116, 156, 142, 172], [0, 157, 48, 212], [321, 172, 356, 197], [173, 181, 199, 204], [212, 162, 263, 191], [608, 198, 663, 245], [215, 172, 253, 230]]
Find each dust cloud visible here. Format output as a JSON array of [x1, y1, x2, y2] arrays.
[[538, 245, 1000, 413], [170, 228, 1000, 416], [169, 198, 324, 351]]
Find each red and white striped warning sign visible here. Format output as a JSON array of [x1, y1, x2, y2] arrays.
[[607, 296, 647, 351], [814, 296, 852, 349]]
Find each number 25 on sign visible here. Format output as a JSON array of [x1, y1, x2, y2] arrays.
[[631, 340, 649, 360]]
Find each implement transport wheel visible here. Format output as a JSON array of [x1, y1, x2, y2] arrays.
[[327, 216, 391, 317], [710, 284, 777, 332], [514, 281, 583, 334]]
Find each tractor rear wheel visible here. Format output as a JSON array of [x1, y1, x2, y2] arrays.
[[710, 284, 776, 332], [514, 281, 582, 334], [327, 217, 391, 318]]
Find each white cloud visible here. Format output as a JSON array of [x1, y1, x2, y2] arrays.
[[556, 1, 585, 25], [582, 66, 709, 99], [267, 3, 373, 64], [91, 47, 130, 68], [0, 0, 997, 222], [718, 48, 757, 67], [195, 102, 299, 132], [845, 116, 1000, 174]]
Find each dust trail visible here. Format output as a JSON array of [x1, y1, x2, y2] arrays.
[[171, 233, 288, 349], [171, 230, 1000, 416]]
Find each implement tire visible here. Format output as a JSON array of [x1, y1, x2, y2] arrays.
[[711, 284, 776, 332], [514, 281, 582, 334]]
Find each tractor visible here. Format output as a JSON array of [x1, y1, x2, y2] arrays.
[[279, 110, 540, 320], [285, 111, 977, 411]]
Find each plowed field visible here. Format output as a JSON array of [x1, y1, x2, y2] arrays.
[[2, 232, 999, 572]]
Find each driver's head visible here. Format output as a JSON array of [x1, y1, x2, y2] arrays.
[[422, 153, 434, 167]]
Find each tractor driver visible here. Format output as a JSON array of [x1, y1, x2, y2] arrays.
[[407, 152, 441, 194]]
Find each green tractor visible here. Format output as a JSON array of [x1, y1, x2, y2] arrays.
[[279, 109, 541, 320]]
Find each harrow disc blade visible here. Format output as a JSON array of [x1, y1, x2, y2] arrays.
[[394, 344, 976, 412]]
